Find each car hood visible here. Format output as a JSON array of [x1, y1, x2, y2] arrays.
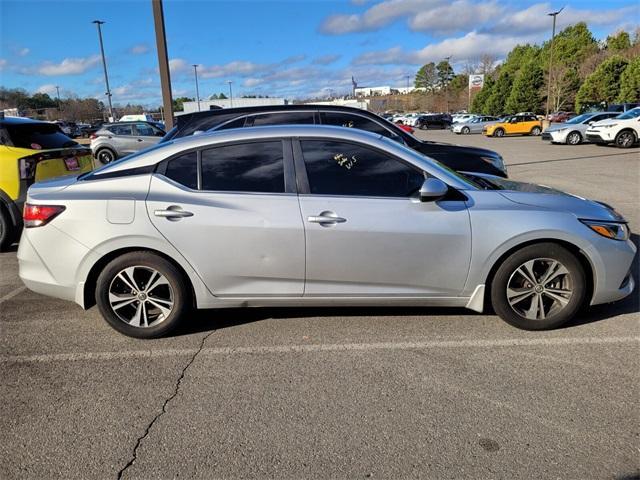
[[486, 177, 625, 221], [417, 141, 499, 158], [545, 122, 572, 132], [589, 118, 617, 128]]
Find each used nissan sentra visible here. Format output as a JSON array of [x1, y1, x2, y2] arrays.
[[18, 125, 636, 338]]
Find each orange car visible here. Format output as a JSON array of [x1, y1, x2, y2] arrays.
[[483, 115, 542, 137]]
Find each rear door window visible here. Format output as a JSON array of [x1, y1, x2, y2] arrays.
[[108, 125, 134, 136], [200, 141, 285, 193], [3, 123, 77, 150], [134, 123, 156, 136]]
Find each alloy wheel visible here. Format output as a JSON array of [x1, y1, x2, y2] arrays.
[[108, 266, 174, 328], [616, 132, 635, 148], [506, 258, 573, 321], [462, 127, 470, 134], [567, 132, 581, 145], [98, 149, 115, 163]]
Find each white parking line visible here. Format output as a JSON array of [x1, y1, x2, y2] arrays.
[[0, 286, 26, 304], [1, 335, 637, 364]]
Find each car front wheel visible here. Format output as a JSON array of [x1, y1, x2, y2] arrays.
[[95, 252, 189, 338], [566, 131, 582, 145], [490, 243, 586, 330], [462, 126, 470, 134], [615, 130, 637, 148]]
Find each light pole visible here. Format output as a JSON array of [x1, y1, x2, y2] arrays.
[[152, 0, 174, 129], [545, 7, 564, 118], [405, 75, 410, 91], [92, 20, 114, 122], [227, 80, 233, 107], [55, 86, 61, 113], [443, 55, 452, 113], [193, 64, 201, 112]]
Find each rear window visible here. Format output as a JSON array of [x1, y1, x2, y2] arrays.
[[1, 123, 78, 150]]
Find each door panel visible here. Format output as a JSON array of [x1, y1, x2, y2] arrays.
[[299, 196, 471, 295], [147, 175, 305, 296]]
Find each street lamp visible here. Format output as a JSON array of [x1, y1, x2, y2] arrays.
[[193, 64, 201, 112], [545, 7, 564, 118], [92, 20, 114, 122], [227, 80, 233, 107], [55, 86, 61, 112]]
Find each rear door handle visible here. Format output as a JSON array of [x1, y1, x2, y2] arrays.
[[154, 206, 194, 220], [308, 211, 346, 225]]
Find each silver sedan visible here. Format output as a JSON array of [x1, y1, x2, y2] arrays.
[[18, 125, 636, 338], [452, 116, 502, 134]]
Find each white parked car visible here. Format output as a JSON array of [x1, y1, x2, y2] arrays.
[[585, 107, 640, 148], [452, 114, 476, 124]]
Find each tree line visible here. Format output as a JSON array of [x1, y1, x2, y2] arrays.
[[411, 24, 639, 115]]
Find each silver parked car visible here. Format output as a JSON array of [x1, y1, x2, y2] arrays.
[[90, 121, 165, 163], [452, 116, 502, 134], [18, 126, 636, 338], [542, 112, 620, 145]]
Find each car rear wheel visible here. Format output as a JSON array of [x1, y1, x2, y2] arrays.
[[530, 126, 542, 136], [462, 126, 470, 134], [96, 252, 189, 338], [96, 148, 116, 164], [566, 131, 582, 145], [490, 243, 586, 330], [615, 130, 637, 148], [0, 207, 15, 252], [493, 128, 505, 137]]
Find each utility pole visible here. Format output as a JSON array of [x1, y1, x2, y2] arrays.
[[193, 64, 201, 112], [55, 86, 61, 113], [152, 0, 174, 129], [443, 55, 452, 113], [227, 80, 233, 108], [405, 75, 410, 91], [92, 20, 114, 122], [545, 7, 564, 119]]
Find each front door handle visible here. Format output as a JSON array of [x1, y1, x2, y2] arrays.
[[308, 211, 346, 225], [154, 206, 194, 220], [137, 138, 143, 142]]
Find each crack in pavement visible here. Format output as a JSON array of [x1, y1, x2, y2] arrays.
[[116, 330, 217, 480]]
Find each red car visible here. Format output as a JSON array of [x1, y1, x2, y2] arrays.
[[394, 121, 415, 134], [548, 111, 576, 123]]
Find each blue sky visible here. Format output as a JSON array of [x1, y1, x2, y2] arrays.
[[1, 0, 638, 106]]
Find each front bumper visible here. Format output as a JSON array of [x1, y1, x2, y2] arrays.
[[586, 235, 637, 306], [585, 130, 613, 144]]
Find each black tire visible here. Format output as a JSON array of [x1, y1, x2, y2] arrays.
[[96, 147, 116, 164], [95, 251, 190, 338], [0, 206, 15, 252], [615, 130, 637, 149], [566, 131, 582, 145], [462, 126, 470, 134], [490, 243, 586, 330], [530, 126, 542, 136], [493, 128, 505, 137]]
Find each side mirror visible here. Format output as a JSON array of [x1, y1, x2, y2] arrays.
[[587, 121, 594, 125], [419, 177, 449, 202]]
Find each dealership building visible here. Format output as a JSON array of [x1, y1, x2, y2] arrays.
[[181, 97, 287, 114]]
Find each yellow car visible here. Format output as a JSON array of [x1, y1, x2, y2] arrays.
[[483, 114, 543, 137], [0, 115, 93, 250]]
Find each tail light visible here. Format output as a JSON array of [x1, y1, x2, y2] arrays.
[[23, 204, 65, 228], [90, 134, 97, 139]]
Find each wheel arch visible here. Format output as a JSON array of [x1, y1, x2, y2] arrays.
[[483, 238, 595, 309], [615, 128, 638, 141], [82, 246, 198, 310]]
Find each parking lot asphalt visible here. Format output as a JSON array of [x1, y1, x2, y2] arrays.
[[1, 131, 639, 480]]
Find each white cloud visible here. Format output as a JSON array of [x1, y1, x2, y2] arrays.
[[36, 84, 57, 95], [313, 54, 342, 65], [243, 78, 263, 88], [37, 55, 101, 76], [18, 47, 30, 57], [408, 0, 503, 35], [129, 44, 150, 55], [0, 59, 6, 71], [169, 58, 189, 74]]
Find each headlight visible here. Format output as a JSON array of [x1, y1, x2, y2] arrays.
[[580, 220, 630, 241], [481, 155, 507, 174], [554, 128, 567, 132], [603, 124, 618, 128]]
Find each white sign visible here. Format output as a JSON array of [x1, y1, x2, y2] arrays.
[[469, 74, 484, 89]]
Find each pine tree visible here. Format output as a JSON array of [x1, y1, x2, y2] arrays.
[[414, 63, 437, 91], [617, 57, 640, 102], [575, 56, 629, 111], [506, 60, 544, 113]]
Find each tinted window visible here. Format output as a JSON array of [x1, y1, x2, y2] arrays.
[[322, 112, 392, 138], [249, 112, 314, 126], [108, 125, 134, 136], [135, 123, 156, 136], [301, 140, 423, 197], [3, 123, 78, 149], [165, 151, 197, 189], [215, 117, 247, 130], [201, 141, 284, 193]]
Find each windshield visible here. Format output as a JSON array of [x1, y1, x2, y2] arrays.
[[2, 123, 78, 149], [565, 114, 591, 124], [616, 108, 640, 120]]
